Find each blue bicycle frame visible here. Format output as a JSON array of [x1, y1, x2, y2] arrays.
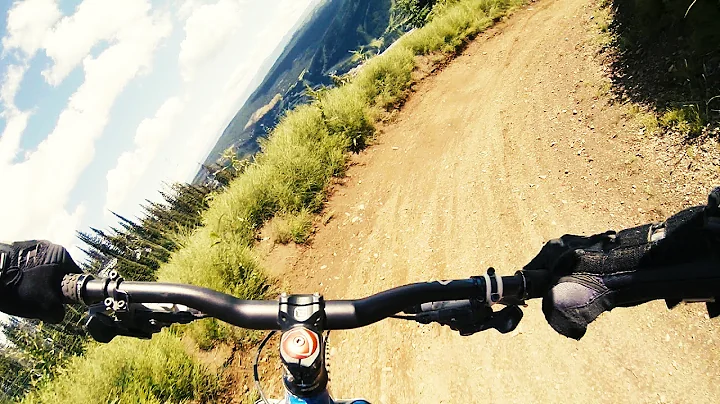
[[258, 392, 369, 404]]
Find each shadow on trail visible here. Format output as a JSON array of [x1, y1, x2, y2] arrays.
[[607, 0, 720, 126]]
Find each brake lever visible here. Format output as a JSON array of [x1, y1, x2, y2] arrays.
[[85, 299, 206, 343], [405, 299, 523, 336]]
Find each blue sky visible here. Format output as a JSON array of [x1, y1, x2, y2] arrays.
[[0, 0, 317, 259]]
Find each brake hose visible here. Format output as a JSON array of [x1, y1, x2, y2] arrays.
[[253, 331, 276, 404]]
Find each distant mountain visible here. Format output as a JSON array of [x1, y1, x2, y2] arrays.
[[194, 0, 413, 185]]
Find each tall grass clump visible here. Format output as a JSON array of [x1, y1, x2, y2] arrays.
[[21, 332, 219, 404], [659, 105, 705, 137], [26, 0, 525, 402], [354, 46, 416, 109], [270, 209, 314, 245], [402, 0, 523, 54]]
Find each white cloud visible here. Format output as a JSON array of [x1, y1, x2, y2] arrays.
[[0, 109, 30, 165], [45, 203, 86, 248], [104, 97, 185, 214], [0, 63, 30, 165], [0, 1, 171, 252], [41, 0, 154, 86], [2, 0, 61, 57], [0, 63, 27, 107], [176, 0, 201, 21], [179, 0, 243, 82]]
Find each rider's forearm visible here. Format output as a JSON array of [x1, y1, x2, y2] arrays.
[[604, 260, 720, 306], [592, 204, 720, 307]]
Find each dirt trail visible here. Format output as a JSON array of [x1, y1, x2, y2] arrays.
[[262, 0, 720, 402]]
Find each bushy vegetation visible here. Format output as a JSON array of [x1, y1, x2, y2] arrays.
[[0, 309, 87, 402], [270, 209, 314, 244], [607, 0, 720, 136], [354, 45, 416, 110], [19, 0, 524, 402], [403, 0, 518, 53], [20, 332, 220, 404], [659, 105, 705, 136]]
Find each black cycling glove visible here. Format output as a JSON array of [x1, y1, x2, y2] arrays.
[[524, 187, 720, 340], [0, 240, 82, 323]]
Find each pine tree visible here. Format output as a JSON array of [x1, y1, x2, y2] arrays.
[[76, 228, 156, 281], [77, 181, 214, 282]]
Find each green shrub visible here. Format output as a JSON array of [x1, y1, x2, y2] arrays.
[[156, 231, 270, 346], [402, 0, 522, 54], [271, 209, 314, 244], [354, 46, 416, 109], [659, 105, 704, 136], [22, 332, 219, 404], [316, 84, 375, 151]]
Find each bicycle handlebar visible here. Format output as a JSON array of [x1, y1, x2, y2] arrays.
[[62, 269, 549, 331]]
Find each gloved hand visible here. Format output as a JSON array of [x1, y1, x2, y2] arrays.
[[524, 187, 720, 340], [0, 240, 82, 323]]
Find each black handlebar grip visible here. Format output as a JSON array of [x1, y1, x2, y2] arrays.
[[61, 274, 82, 304]]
